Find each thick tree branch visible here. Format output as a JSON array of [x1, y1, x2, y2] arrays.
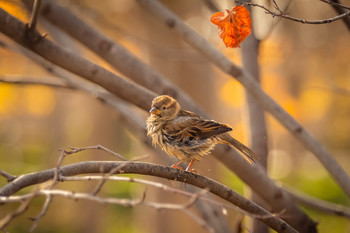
[[0, 161, 297, 233], [21, 0, 206, 115], [284, 185, 350, 219], [0, 8, 155, 111]]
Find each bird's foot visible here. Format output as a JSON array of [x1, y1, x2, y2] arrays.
[[187, 168, 198, 174], [171, 160, 183, 171], [185, 159, 197, 173]]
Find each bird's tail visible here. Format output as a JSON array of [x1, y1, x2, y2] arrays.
[[218, 134, 259, 164]]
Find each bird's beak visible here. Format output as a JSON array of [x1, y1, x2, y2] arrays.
[[149, 107, 161, 115]]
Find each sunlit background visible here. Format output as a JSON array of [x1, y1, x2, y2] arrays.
[[0, 0, 350, 232]]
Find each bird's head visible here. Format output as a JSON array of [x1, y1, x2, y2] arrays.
[[149, 95, 181, 120]]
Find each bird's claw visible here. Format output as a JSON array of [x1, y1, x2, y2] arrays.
[[171, 163, 183, 171]]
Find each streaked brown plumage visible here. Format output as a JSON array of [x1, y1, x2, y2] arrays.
[[146, 95, 259, 171]]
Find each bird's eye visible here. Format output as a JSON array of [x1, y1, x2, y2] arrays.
[[162, 106, 166, 110]]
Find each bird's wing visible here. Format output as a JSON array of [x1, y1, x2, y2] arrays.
[[165, 111, 232, 141], [188, 120, 232, 139]]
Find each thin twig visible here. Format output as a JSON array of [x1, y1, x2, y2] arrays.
[[320, 0, 350, 11], [29, 194, 52, 232], [49, 150, 66, 188], [237, 0, 350, 24], [0, 169, 16, 182], [61, 175, 289, 220], [28, 0, 41, 30], [67, 145, 128, 161], [0, 74, 69, 88], [91, 163, 128, 196], [2, 188, 213, 232], [323, 0, 350, 30], [0, 191, 36, 229], [182, 209, 215, 233]]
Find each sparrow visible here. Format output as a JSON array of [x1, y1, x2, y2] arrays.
[[146, 95, 259, 171]]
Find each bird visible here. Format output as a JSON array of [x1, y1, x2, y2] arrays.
[[146, 95, 259, 172]]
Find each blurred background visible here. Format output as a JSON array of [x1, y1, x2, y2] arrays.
[[0, 0, 349, 232]]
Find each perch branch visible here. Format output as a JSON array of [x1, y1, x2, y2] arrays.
[[0, 161, 297, 233]]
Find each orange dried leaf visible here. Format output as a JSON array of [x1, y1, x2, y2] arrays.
[[210, 6, 252, 48]]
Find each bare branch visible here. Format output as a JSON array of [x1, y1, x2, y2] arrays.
[[0, 190, 36, 229], [182, 209, 215, 233], [0, 169, 16, 182], [320, 0, 350, 11], [1, 188, 214, 233], [323, 0, 350, 30], [0, 74, 69, 88], [0, 161, 297, 233], [237, 0, 350, 24], [21, 0, 206, 115], [29, 194, 52, 232], [0, 8, 156, 111], [284, 185, 350, 218], [28, 0, 41, 30], [67, 145, 128, 161]]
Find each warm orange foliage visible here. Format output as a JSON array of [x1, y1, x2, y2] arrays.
[[210, 6, 251, 48]]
